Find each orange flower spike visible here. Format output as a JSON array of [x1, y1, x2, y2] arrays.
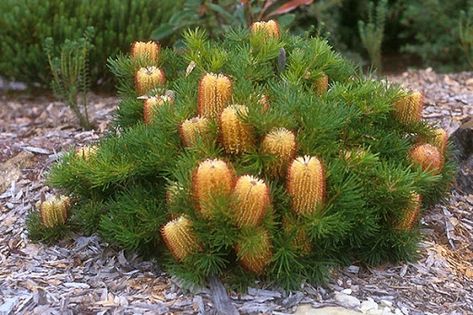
[[135, 66, 166, 95], [396, 193, 422, 230], [409, 143, 443, 174], [314, 73, 329, 96], [261, 128, 297, 177], [232, 175, 271, 228], [179, 117, 211, 147], [236, 229, 273, 274], [143, 94, 174, 124], [161, 216, 201, 261], [393, 91, 424, 124], [287, 156, 326, 216], [251, 20, 280, 38], [192, 159, 235, 219], [39, 195, 71, 228], [130, 41, 160, 62], [198, 73, 232, 119], [219, 105, 255, 154]]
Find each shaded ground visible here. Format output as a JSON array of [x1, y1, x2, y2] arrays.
[[0, 69, 472, 314]]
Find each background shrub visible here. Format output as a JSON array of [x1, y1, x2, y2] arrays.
[[0, 0, 181, 86]]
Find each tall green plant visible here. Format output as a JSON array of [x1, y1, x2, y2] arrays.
[[358, 0, 388, 72], [460, 7, 473, 69], [44, 29, 93, 130]]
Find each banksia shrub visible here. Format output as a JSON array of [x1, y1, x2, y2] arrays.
[[393, 91, 424, 124], [261, 128, 297, 177], [219, 105, 255, 154], [236, 229, 273, 274], [232, 175, 270, 228], [251, 20, 280, 38], [287, 156, 326, 216], [131, 41, 160, 62], [409, 143, 443, 174], [198, 73, 232, 119], [179, 117, 211, 147], [41, 26, 454, 290], [192, 159, 235, 218], [161, 216, 201, 261], [38, 195, 71, 228], [135, 66, 165, 95], [314, 73, 329, 96]]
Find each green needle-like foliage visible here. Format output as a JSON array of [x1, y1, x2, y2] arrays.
[[31, 23, 454, 290]]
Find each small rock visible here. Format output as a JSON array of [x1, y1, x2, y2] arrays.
[[341, 288, 352, 295], [360, 298, 378, 313], [347, 265, 360, 274], [334, 292, 361, 309]]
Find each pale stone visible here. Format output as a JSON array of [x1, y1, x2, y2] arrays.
[[295, 304, 363, 315], [334, 292, 361, 309]]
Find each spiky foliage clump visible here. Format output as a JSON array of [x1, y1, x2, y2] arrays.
[[31, 22, 454, 289]]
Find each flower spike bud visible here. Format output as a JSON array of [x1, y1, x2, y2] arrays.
[[261, 128, 297, 177], [258, 94, 270, 112], [131, 41, 160, 62], [179, 116, 211, 147], [283, 216, 311, 255], [76, 145, 97, 160], [39, 195, 71, 228], [236, 229, 272, 274], [198, 73, 232, 119], [135, 66, 166, 95], [161, 216, 201, 261], [166, 181, 184, 207], [251, 20, 280, 38], [192, 159, 235, 219], [232, 175, 271, 228], [393, 91, 424, 124], [219, 105, 255, 154], [287, 156, 326, 216], [143, 94, 174, 124], [409, 143, 443, 174], [314, 73, 329, 96], [396, 193, 422, 230], [431, 128, 448, 156]]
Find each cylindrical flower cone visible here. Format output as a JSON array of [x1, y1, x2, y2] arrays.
[[258, 94, 270, 112], [39, 195, 71, 228], [314, 73, 329, 96], [409, 143, 443, 174], [261, 128, 297, 177], [232, 175, 271, 228], [179, 117, 211, 147], [161, 216, 201, 261], [143, 94, 174, 124], [192, 159, 235, 219], [282, 216, 312, 255], [393, 91, 424, 124], [236, 229, 272, 274], [198, 73, 232, 119], [135, 66, 166, 95], [396, 193, 422, 230], [251, 20, 280, 38], [76, 145, 97, 160], [287, 156, 326, 216], [219, 105, 255, 154], [431, 128, 448, 156], [131, 41, 160, 62]]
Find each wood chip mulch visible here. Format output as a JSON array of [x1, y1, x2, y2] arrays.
[[0, 69, 472, 315]]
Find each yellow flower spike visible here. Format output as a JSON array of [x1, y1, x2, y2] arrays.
[[282, 216, 312, 255], [236, 229, 273, 274], [219, 105, 255, 154], [198, 73, 232, 119], [179, 116, 211, 147], [287, 156, 326, 216], [192, 159, 235, 219], [39, 195, 71, 228], [143, 94, 174, 124], [251, 20, 280, 38], [161, 216, 201, 261], [409, 143, 443, 174], [232, 175, 271, 228], [261, 128, 297, 177], [314, 73, 329, 96], [130, 41, 160, 62], [431, 128, 448, 156], [76, 145, 97, 160], [393, 91, 424, 124], [135, 66, 166, 95], [396, 193, 422, 230]]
